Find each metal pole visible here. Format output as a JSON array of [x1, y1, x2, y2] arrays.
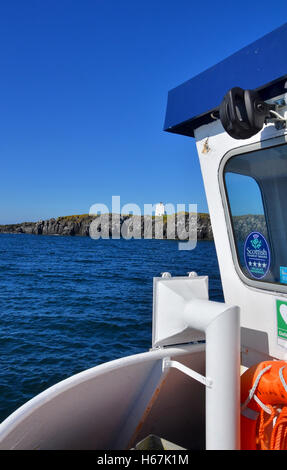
[[183, 299, 240, 450], [205, 305, 240, 450]]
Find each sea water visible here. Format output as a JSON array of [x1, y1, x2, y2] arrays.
[[0, 234, 223, 422]]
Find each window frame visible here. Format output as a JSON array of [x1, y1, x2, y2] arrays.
[[218, 134, 287, 294]]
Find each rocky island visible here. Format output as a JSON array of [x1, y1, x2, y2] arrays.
[[0, 213, 267, 242], [0, 213, 213, 240]]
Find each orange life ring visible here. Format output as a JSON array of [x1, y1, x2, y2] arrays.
[[241, 360, 287, 450]]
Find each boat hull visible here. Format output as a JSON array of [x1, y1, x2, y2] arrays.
[[0, 343, 205, 450]]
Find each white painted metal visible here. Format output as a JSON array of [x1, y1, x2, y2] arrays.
[[183, 300, 240, 449], [152, 275, 209, 347], [164, 359, 213, 387], [194, 93, 287, 365], [202, 300, 240, 450], [152, 275, 240, 449], [114, 357, 169, 449]]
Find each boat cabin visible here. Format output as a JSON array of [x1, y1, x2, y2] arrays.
[[164, 23, 287, 365]]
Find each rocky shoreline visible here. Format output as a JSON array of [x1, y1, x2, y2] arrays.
[[0, 213, 213, 240], [0, 213, 267, 242]]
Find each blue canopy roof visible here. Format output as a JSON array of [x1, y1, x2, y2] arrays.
[[164, 24, 287, 137]]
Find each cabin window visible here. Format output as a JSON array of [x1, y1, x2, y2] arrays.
[[223, 143, 287, 286]]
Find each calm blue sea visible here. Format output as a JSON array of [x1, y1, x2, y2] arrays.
[[0, 234, 223, 423]]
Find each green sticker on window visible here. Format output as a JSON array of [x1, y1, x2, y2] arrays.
[[276, 299, 287, 341]]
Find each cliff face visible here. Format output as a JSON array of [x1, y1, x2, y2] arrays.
[[0, 214, 268, 242], [0, 213, 213, 240]]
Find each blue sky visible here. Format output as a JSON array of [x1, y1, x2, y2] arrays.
[[225, 173, 265, 216], [0, 1, 286, 224]]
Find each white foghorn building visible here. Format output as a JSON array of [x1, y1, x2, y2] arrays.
[[155, 202, 166, 216]]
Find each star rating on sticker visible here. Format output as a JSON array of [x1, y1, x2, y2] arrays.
[[248, 261, 267, 269]]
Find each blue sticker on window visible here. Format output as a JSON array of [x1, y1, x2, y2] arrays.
[[280, 267, 287, 284], [244, 232, 270, 279]]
